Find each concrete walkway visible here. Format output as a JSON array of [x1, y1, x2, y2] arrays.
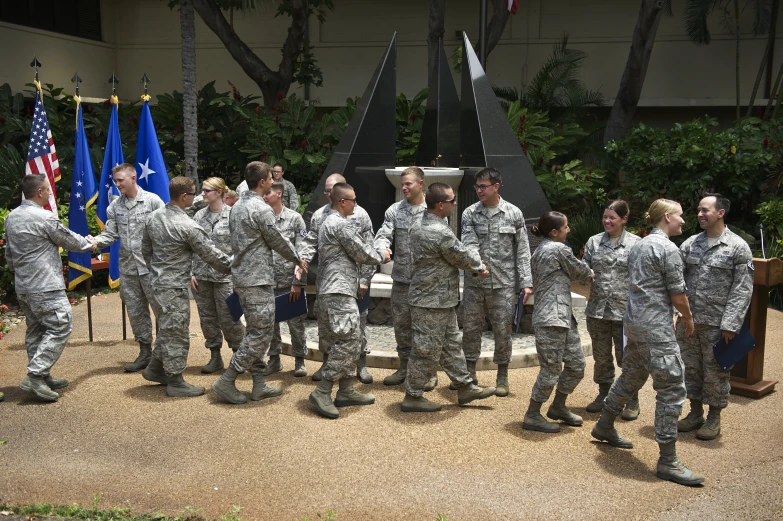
[[1, 291, 781, 521]]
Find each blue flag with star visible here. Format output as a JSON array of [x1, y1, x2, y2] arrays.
[[67, 101, 98, 290], [97, 98, 123, 288], [135, 100, 170, 202]]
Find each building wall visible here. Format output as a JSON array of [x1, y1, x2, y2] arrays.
[[0, 0, 781, 114]]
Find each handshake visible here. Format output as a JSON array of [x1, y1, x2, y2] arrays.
[[473, 260, 490, 279], [85, 235, 99, 252]]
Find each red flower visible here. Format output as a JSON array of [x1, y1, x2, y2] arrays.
[[103, 100, 111, 107], [329, 142, 333, 151], [0, 332, 4, 340], [0, 239, 4, 246], [301, 140, 307, 151], [554, 165, 559, 173], [764, 135, 769, 148], [275, 115, 279, 125], [68, 297, 76, 304], [228, 81, 241, 101], [585, 176, 591, 181], [522, 145, 527, 154], [277, 92, 284, 102], [411, 114, 417, 122], [255, 106, 261, 114], [261, 151, 268, 161]]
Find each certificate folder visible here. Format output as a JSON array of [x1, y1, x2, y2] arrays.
[[713, 324, 756, 371], [225, 291, 243, 322], [358, 287, 371, 313], [225, 290, 309, 323]]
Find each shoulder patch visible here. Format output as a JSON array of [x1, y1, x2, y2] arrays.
[[300, 228, 309, 237], [748, 260, 755, 271], [449, 244, 461, 252]]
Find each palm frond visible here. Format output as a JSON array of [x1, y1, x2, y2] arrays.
[[683, 0, 717, 44], [749, 0, 774, 34]]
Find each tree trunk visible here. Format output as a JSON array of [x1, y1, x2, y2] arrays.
[[427, 0, 445, 82], [765, 62, 783, 119], [734, 0, 741, 120], [192, 0, 309, 112], [603, 0, 666, 146], [180, 0, 199, 182], [747, 0, 778, 117]]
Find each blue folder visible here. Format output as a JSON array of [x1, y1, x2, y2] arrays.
[[712, 324, 756, 371], [358, 286, 371, 313], [225, 290, 309, 323], [225, 291, 243, 322]]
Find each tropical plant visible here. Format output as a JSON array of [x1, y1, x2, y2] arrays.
[[395, 88, 428, 166]]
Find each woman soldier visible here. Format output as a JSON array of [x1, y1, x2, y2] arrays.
[[190, 177, 246, 373], [523, 211, 594, 433], [583, 200, 641, 419]]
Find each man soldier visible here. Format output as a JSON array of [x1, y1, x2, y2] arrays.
[[308, 183, 389, 419], [401, 183, 496, 412], [211, 162, 306, 404], [5, 174, 97, 401], [94, 163, 164, 372], [263, 181, 309, 377], [460, 167, 532, 396], [236, 163, 298, 210], [298, 173, 377, 384], [374, 167, 430, 387], [677, 193, 753, 440], [141, 177, 232, 397]]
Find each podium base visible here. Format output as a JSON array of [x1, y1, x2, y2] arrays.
[[730, 379, 778, 399]]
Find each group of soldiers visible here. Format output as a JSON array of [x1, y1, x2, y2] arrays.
[[3, 162, 753, 487]]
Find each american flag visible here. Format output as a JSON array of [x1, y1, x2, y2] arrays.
[[24, 89, 59, 212]]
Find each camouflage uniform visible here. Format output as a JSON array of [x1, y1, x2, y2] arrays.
[[192, 204, 245, 352], [94, 187, 165, 344], [300, 203, 376, 355], [5, 200, 94, 376], [461, 199, 532, 365], [142, 203, 232, 376], [373, 198, 427, 360], [269, 207, 308, 358], [237, 179, 298, 210], [228, 191, 300, 374], [583, 230, 640, 384], [530, 239, 593, 402], [406, 211, 485, 396], [316, 213, 385, 382], [603, 228, 688, 444], [678, 228, 753, 409]]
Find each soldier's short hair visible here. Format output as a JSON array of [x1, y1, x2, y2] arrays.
[[111, 162, 136, 180], [224, 189, 238, 200], [425, 182, 452, 208], [703, 192, 730, 217], [273, 162, 285, 171], [401, 166, 424, 181], [270, 181, 285, 194], [169, 176, 195, 200], [21, 174, 47, 199], [475, 167, 502, 186], [245, 161, 271, 190], [331, 182, 353, 202], [531, 211, 567, 238], [606, 199, 630, 219]]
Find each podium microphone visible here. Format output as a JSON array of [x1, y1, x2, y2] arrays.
[[760, 223, 766, 259]]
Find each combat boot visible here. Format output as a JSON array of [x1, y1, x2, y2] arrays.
[[309, 379, 339, 419], [656, 442, 705, 486], [44, 375, 69, 390], [423, 374, 438, 392], [166, 374, 205, 398], [250, 373, 283, 401], [401, 393, 442, 413], [383, 358, 408, 386], [262, 355, 282, 376], [211, 367, 248, 404], [695, 407, 721, 440], [495, 364, 509, 397], [585, 383, 611, 413], [356, 353, 373, 384], [0, 391, 4, 402], [293, 357, 307, 377], [125, 342, 152, 372], [677, 400, 705, 432], [20, 374, 59, 402], [142, 357, 167, 385], [334, 378, 375, 407], [621, 391, 640, 421], [466, 360, 478, 384], [522, 399, 560, 433], [457, 384, 496, 405], [591, 410, 633, 448], [547, 390, 583, 426], [201, 347, 224, 374], [311, 353, 328, 381]]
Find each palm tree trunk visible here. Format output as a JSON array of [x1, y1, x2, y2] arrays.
[[734, 0, 741, 120], [427, 0, 445, 84], [603, 0, 666, 146], [765, 62, 783, 119], [747, 0, 779, 117], [181, 0, 198, 182]]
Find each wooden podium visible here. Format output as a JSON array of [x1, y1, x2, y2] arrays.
[[730, 257, 781, 398]]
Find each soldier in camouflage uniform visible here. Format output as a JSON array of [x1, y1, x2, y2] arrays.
[[308, 183, 389, 419], [592, 199, 705, 487], [263, 181, 309, 378], [191, 177, 245, 374], [523, 212, 593, 432], [677, 193, 753, 441], [374, 167, 429, 387], [212, 162, 306, 405], [5, 175, 96, 401], [461, 168, 533, 397], [141, 177, 232, 398], [94, 163, 164, 372], [582, 200, 641, 419], [401, 183, 496, 413], [298, 173, 377, 384], [236, 164, 299, 210]]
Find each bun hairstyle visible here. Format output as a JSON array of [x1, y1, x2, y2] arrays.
[[605, 199, 629, 219], [203, 176, 228, 195], [531, 211, 567, 238], [644, 198, 680, 225]]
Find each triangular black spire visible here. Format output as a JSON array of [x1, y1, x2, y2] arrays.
[[460, 33, 550, 220], [416, 37, 460, 168]]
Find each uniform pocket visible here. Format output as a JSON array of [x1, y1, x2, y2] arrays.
[[328, 309, 359, 339], [556, 294, 571, 323]]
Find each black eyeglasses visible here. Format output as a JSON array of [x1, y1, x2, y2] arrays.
[[473, 183, 495, 191], [184, 192, 196, 196], [202, 189, 217, 194], [341, 198, 357, 203]]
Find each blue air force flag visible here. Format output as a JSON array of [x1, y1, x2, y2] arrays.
[[97, 97, 123, 288], [67, 100, 98, 290], [135, 100, 170, 202]]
